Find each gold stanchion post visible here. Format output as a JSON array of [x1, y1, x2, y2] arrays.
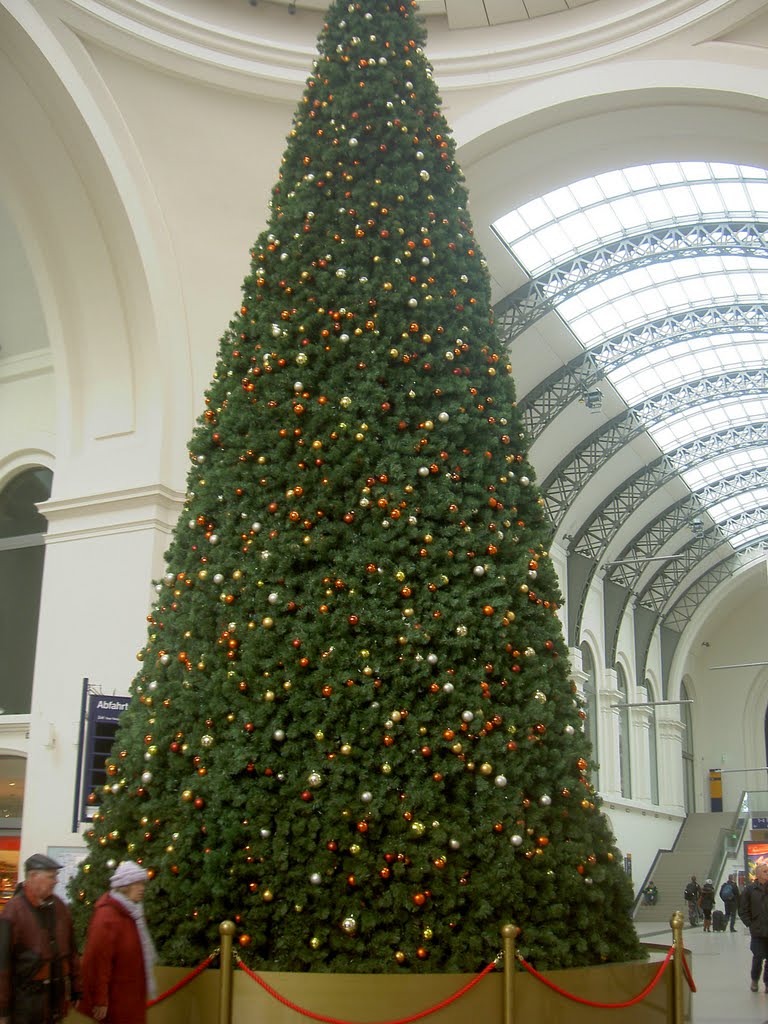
[[670, 910, 685, 1024], [500, 923, 517, 1024], [219, 920, 235, 1024]]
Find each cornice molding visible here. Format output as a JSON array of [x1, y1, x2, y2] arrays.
[[40, 482, 185, 541], [47, 0, 760, 94]]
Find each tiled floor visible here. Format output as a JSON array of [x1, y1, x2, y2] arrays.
[[636, 918, 768, 1023]]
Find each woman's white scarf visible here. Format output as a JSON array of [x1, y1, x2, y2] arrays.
[[110, 891, 158, 999]]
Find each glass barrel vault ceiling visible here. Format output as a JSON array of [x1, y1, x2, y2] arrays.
[[494, 161, 768, 559]]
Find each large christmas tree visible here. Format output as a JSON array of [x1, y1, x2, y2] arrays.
[[72, 0, 642, 973]]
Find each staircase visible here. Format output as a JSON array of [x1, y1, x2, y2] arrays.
[[634, 813, 731, 924]]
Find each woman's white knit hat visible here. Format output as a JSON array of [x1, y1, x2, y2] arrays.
[[110, 860, 148, 889]]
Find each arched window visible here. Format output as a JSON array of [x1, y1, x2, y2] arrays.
[[641, 679, 659, 806], [0, 467, 53, 714], [615, 665, 631, 798], [680, 682, 695, 813], [580, 643, 599, 787]]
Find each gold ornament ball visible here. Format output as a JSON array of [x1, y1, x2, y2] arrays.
[[310, 937, 321, 950]]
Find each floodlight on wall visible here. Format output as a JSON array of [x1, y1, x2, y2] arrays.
[[288, 0, 297, 11], [583, 389, 603, 411]]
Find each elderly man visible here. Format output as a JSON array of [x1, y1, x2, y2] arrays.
[[0, 853, 81, 1023], [740, 860, 768, 992]]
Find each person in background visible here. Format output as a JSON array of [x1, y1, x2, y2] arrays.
[[643, 880, 658, 906], [720, 873, 740, 932], [78, 861, 157, 1024], [699, 878, 716, 932], [0, 852, 81, 1024], [739, 860, 768, 992], [684, 875, 702, 927]]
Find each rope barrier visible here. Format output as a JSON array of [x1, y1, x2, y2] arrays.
[[515, 947, 674, 1009], [680, 951, 697, 993], [235, 955, 498, 1024], [146, 951, 218, 1007]]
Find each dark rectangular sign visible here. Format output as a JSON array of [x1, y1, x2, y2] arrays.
[[80, 694, 130, 821]]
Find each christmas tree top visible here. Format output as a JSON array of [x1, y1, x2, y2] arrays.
[[72, 0, 643, 973]]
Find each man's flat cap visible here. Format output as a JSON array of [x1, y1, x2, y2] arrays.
[[24, 853, 62, 872]]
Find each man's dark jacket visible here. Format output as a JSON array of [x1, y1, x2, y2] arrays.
[[739, 879, 768, 937], [0, 886, 81, 1023]]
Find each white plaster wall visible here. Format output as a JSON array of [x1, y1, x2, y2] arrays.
[[0, 355, 55, 476], [603, 803, 683, 898]]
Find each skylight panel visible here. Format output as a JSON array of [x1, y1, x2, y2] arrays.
[[649, 398, 768, 450], [745, 181, 768, 210], [598, 170, 632, 198], [610, 195, 648, 232], [728, 525, 768, 549], [642, 191, 674, 221], [546, 186, 580, 219], [559, 258, 768, 346], [689, 182, 726, 215], [717, 182, 750, 214], [590, 206, 622, 237], [654, 163, 688, 185], [514, 237, 549, 272], [570, 178, 605, 206], [709, 488, 768, 521], [681, 162, 713, 182], [624, 165, 658, 190], [684, 451, 768, 491]]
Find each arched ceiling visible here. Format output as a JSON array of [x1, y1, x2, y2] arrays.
[[493, 160, 768, 652]]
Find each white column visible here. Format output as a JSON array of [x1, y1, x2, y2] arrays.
[[629, 704, 653, 803], [598, 667, 622, 799], [656, 714, 686, 815]]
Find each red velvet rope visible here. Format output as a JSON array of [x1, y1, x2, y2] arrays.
[[146, 952, 218, 1007], [236, 956, 498, 1024], [680, 951, 697, 993], [515, 947, 674, 1008]]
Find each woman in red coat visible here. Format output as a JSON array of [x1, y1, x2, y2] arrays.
[[78, 861, 157, 1024]]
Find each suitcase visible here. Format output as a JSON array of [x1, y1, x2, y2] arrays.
[[712, 910, 727, 932]]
